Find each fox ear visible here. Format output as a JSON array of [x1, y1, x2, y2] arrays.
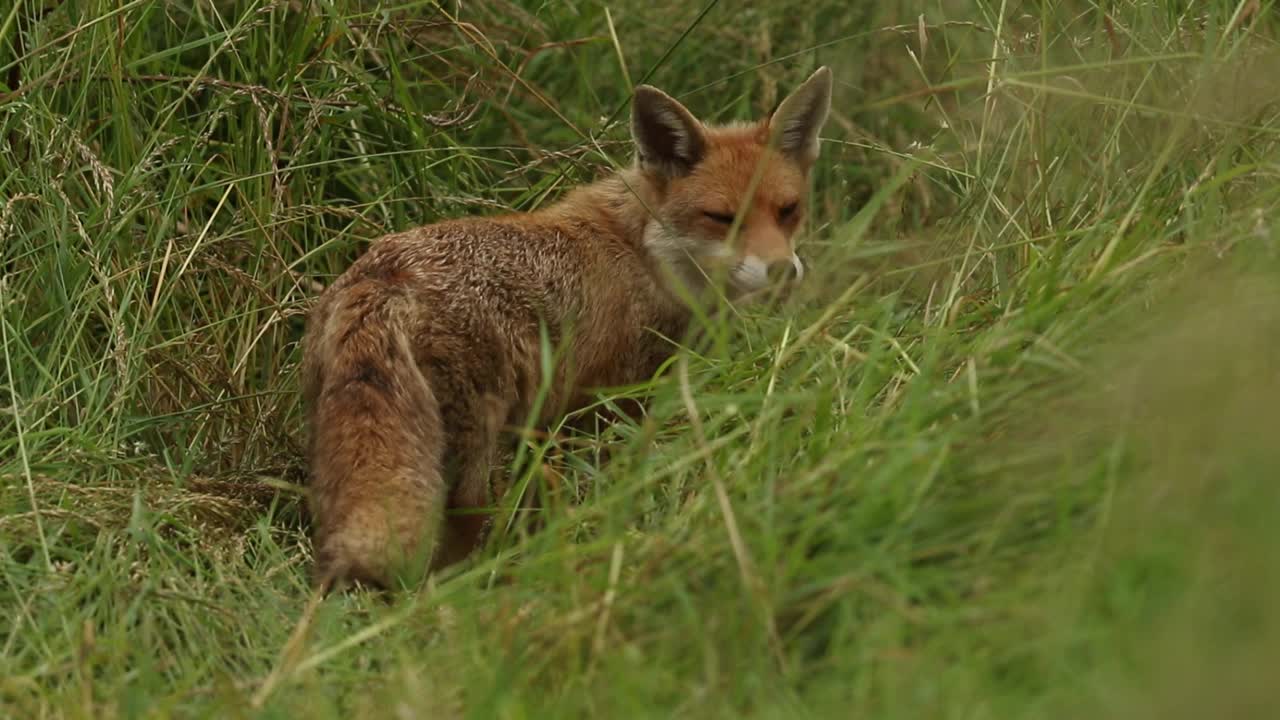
[[631, 85, 707, 175], [769, 66, 833, 166]]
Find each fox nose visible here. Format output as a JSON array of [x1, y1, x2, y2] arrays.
[[766, 256, 804, 285]]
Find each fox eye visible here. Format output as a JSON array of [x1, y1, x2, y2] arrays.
[[779, 202, 799, 221], [703, 211, 736, 225]]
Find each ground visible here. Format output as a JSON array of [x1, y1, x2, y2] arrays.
[[2, 1, 1279, 717]]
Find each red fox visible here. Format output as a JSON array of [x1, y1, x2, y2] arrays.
[[301, 67, 833, 589]]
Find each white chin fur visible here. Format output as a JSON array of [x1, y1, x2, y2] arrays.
[[730, 255, 770, 292], [644, 223, 800, 299], [644, 223, 726, 294]]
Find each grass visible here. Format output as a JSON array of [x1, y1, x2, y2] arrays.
[[2, 0, 1280, 716]]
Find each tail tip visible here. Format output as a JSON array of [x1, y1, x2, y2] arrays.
[[314, 544, 392, 594]]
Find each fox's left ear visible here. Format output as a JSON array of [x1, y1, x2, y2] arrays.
[[768, 66, 833, 166]]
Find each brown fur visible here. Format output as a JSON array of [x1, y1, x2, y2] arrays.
[[302, 67, 833, 590]]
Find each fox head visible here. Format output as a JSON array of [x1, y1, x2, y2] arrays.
[[631, 66, 832, 301]]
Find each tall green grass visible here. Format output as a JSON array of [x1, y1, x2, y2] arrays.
[[2, 0, 1279, 716]]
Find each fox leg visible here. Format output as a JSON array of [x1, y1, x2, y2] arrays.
[[432, 394, 507, 569]]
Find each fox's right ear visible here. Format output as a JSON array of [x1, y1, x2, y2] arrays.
[[631, 85, 707, 176]]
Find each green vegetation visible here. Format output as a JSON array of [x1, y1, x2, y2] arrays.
[[3, 0, 1279, 716]]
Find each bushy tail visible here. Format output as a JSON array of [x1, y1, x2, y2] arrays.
[[304, 286, 446, 591]]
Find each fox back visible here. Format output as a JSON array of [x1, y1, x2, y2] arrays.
[[301, 67, 833, 590]]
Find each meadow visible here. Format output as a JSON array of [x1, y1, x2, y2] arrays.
[[2, 0, 1279, 716]]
